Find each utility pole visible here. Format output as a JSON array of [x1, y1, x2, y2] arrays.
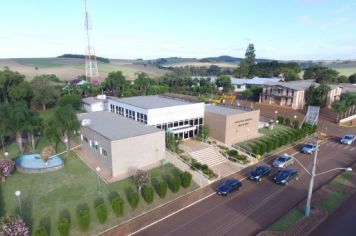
[[305, 137, 319, 216]]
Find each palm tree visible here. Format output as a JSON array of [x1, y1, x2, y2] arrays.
[[25, 111, 42, 151], [8, 102, 29, 154], [0, 103, 11, 154], [43, 117, 62, 152], [54, 105, 80, 154]]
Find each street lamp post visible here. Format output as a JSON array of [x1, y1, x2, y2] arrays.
[[63, 137, 69, 157], [4, 152, 9, 160], [96, 167, 101, 194], [274, 110, 278, 122], [15, 190, 22, 217], [304, 138, 353, 216], [293, 115, 297, 128]]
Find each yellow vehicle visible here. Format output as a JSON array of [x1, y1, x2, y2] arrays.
[[212, 95, 236, 105]]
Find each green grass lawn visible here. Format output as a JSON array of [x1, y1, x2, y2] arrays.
[[329, 172, 353, 188], [38, 109, 55, 121], [268, 208, 304, 232], [0, 154, 198, 236], [321, 192, 350, 214]]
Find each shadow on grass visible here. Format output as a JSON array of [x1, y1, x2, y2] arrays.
[[94, 197, 104, 207], [108, 191, 119, 203], [21, 197, 33, 232], [59, 209, 71, 223], [0, 185, 5, 217], [39, 216, 51, 235]]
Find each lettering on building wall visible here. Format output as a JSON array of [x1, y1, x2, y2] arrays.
[[234, 118, 253, 127]]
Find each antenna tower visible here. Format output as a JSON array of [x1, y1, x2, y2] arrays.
[[84, 0, 98, 83]]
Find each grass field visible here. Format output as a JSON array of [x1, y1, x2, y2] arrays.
[[268, 208, 304, 232], [329, 62, 356, 77], [0, 155, 197, 236]]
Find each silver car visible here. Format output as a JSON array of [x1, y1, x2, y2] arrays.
[[272, 154, 294, 168], [340, 134, 356, 145]]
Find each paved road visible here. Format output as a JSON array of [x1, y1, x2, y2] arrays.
[[135, 133, 356, 236], [310, 192, 356, 236]]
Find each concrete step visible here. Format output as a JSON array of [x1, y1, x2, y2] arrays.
[[190, 147, 226, 167]]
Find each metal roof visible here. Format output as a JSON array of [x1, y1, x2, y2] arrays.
[[205, 104, 250, 116], [79, 112, 162, 141], [82, 97, 104, 105], [108, 95, 199, 109]]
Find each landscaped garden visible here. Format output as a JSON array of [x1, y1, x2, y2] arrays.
[[1, 152, 197, 235], [235, 116, 317, 158]]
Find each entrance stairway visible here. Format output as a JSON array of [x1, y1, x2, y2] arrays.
[[189, 147, 226, 167]]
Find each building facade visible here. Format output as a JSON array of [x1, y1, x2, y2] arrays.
[[82, 95, 107, 112], [107, 95, 205, 139], [79, 112, 165, 180], [204, 105, 260, 145]]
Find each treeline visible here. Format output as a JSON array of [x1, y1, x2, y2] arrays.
[[58, 54, 110, 63], [304, 65, 356, 84]]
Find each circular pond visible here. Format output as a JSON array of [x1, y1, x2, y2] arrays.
[[16, 154, 64, 173]]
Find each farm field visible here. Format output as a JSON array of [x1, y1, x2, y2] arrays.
[[0, 58, 167, 81]]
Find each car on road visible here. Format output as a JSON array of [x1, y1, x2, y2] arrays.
[[272, 154, 294, 168], [216, 178, 242, 196], [340, 134, 356, 145], [273, 168, 299, 185], [301, 143, 318, 154], [249, 165, 272, 181]]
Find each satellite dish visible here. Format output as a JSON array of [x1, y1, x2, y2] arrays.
[[81, 119, 91, 126]]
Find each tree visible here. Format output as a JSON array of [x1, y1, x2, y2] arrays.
[[303, 66, 339, 84], [166, 132, 180, 152], [0, 103, 11, 154], [8, 102, 29, 154], [333, 92, 356, 113], [57, 94, 82, 111], [338, 75, 349, 83], [242, 89, 253, 100], [245, 44, 256, 66], [25, 111, 42, 151], [305, 84, 331, 107], [233, 60, 249, 78], [198, 125, 209, 140], [215, 76, 233, 92], [349, 73, 356, 84], [134, 72, 152, 95], [0, 68, 25, 103], [43, 117, 62, 152], [207, 65, 221, 76], [31, 75, 60, 110], [0, 159, 15, 182], [54, 105, 80, 153], [9, 81, 33, 107], [102, 71, 127, 97], [134, 169, 150, 194]]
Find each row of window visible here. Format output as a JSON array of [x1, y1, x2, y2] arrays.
[[110, 104, 147, 124], [82, 135, 108, 157], [155, 118, 203, 131]]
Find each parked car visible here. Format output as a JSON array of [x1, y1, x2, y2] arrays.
[[249, 165, 272, 181], [301, 143, 318, 154], [273, 168, 299, 185], [216, 178, 242, 196], [340, 134, 356, 145], [272, 154, 294, 168]]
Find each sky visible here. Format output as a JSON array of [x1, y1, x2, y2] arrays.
[[1, 0, 356, 60]]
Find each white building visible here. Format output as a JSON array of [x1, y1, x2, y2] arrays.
[[108, 95, 205, 139], [82, 95, 107, 112]]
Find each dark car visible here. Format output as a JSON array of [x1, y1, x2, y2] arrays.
[[249, 165, 272, 182], [216, 178, 242, 196], [273, 168, 299, 185]]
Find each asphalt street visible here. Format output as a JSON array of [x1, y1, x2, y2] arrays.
[[135, 135, 356, 236]]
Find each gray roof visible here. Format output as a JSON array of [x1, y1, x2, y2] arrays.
[[109, 95, 197, 109], [338, 83, 356, 93], [205, 104, 249, 116], [268, 80, 318, 91], [79, 112, 162, 141], [82, 97, 104, 105]]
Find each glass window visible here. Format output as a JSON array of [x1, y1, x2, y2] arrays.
[[168, 123, 173, 128], [190, 119, 194, 125], [102, 149, 108, 157], [157, 124, 162, 129], [184, 120, 189, 125], [174, 121, 178, 127], [194, 118, 199, 125], [179, 121, 183, 126]]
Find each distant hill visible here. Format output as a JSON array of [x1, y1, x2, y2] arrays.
[[58, 54, 110, 63]]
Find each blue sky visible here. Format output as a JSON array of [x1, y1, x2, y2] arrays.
[[1, 0, 355, 60]]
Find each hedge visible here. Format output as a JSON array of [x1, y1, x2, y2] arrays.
[[167, 176, 181, 193], [57, 218, 70, 236], [155, 181, 168, 198], [95, 203, 108, 224], [111, 195, 124, 217], [76, 208, 90, 232], [142, 186, 155, 204], [128, 190, 140, 209], [33, 227, 48, 236], [277, 116, 285, 124], [180, 171, 192, 188], [285, 118, 291, 126]]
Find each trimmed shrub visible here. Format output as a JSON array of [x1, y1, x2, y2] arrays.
[[95, 203, 108, 224], [128, 190, 140, 209], [180, 171, 192, 188], [258, 142, 267, 155], [156, 181, 168, 198], [111, 195, 124, 217], [167, 176, 181, 193], [294, 120, 300, 129], [57, 218, 70, 236], [227, 149, 238, 157], [277, 116, 285, 124], [191, 159, 202, 170], [285, 118, 291, 126], [264, 140, 273, 153], [34, 227, 48, 236], [142, 186, 154, 204], [201, 164, 209, 171], [76, 208, 90, 232]]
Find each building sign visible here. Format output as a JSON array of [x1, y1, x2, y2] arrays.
[[235, 118, 252, 127]]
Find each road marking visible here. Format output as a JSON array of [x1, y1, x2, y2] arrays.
[[343, 146, 350, 150], [350, 147, 355, 151], [324, 141, 332, 146], [330, 143, 338, 148]]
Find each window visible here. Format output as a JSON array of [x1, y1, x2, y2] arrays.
[[83, 137, 88, 143], [110, 104, 114, 112], [174, 121, 178, 127], [199, 118, 203, 125], [102, 149, 108, 157], [168, 123, 173, 128], [194, 118, 199, 125], [125, 109, 129, 117], [184, 120, 189, 125], [163, 124, 167, 130], [157, 124, 162, 129], [179, 121, 183, 126], [115, 106, 119, 114], [190, 119, 194, 126]]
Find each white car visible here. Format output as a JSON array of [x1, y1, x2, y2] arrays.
[[340, 134, 356, 145], [272, 154, 294, 168]]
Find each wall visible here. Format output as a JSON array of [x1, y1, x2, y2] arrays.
[[83, 102, 105, 112], [111, 131, 165, 177], [204, 111, 227, 143], [326, 87, 342, 109]]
